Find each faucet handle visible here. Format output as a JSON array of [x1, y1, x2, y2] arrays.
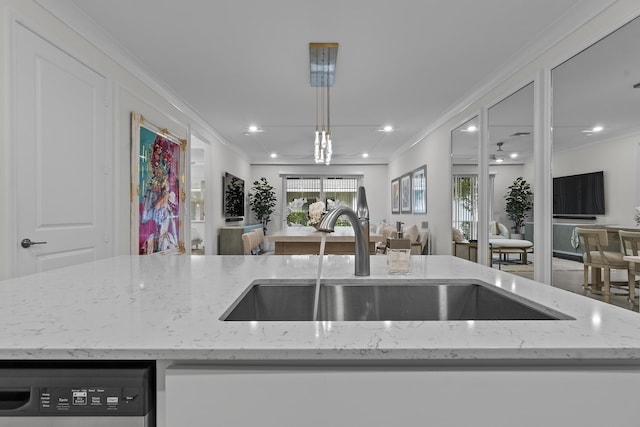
[[356, 186, 369, 219]]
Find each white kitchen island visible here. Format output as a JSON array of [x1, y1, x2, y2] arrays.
[[1, 255, 640, 426]]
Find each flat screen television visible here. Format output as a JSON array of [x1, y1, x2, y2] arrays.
[[553, 171, 605, 216], [223, 172, 245, 221]]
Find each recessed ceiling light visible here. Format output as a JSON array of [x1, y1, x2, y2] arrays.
[[495, 157, 504, 163], [362, 153, 369, 158], [383, 125, 393, 132], [581, 125, 603, 134], [270, 153, 277, 158], [461, 125, 478, 133], [247, 125, 263, 133], [510, 153, 518, 159]]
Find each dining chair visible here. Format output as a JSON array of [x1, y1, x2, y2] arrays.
[[575, 227, 628, 303], [252, 228, 265, 253], [619, 230, 640, 305], [241, 232, 258, 255]]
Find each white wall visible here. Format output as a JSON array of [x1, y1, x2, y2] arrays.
[[388, 126, 451, 253], [0, 0, 250, 278], [553, 132, 640, 227], [250, 164, 388, 233]]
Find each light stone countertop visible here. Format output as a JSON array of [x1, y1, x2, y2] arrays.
[[1, 255, 640, 363]]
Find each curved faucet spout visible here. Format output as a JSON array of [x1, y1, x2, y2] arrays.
[[317, 187, 370, 276]]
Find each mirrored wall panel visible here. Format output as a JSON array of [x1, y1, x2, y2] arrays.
[[487, 83, 534, 275], [451, 116, 479, 261], [552, 15, 640, 297]]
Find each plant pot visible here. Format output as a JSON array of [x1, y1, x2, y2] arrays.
[[511, 233, 524, 240]]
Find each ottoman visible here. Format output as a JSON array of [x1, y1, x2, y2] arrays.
[[489, 239, 533, 269]]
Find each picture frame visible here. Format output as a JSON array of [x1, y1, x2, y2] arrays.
[[391, 177, 400, 214], [400, 173, 412, 213], [131, 112, 187, 255], [412, 165, 427, 214]]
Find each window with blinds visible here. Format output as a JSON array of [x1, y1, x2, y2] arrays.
[[283, 176, 361, 226], [452, 175, 478, 240]]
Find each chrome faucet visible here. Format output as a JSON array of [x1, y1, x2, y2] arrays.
[[317, 186, 370, 276]]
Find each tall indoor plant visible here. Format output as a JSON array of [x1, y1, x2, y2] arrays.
[[505, 176, 533, 236], [249, 177, 277, 233]]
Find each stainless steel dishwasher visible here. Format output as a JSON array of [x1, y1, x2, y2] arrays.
[[0, 361, 154, 426]]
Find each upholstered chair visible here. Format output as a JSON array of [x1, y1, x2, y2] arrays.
[[619, 230, 640, 305], [241, 232, 258, 255], [252, 228, 267, 254], [575, 227, 628, 303]]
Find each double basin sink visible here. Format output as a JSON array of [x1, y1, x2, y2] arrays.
[[221, 279, 573, 322]]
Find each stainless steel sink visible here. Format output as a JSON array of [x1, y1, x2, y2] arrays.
[[221, 279, 573, 321]]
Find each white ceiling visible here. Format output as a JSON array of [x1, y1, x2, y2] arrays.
[[54, 0, 613, 165], [451, 13, 640, 166]]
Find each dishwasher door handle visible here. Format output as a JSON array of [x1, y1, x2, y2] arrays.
[[0, 388, 31, 411]]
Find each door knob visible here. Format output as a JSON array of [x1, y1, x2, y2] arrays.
[[21, 238, 47, 248]]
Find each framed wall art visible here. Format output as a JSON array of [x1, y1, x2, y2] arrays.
[[391, 177, 400, 214], [400, 173, 412, 213], [412, 165, 427, 214], [131, 112, 187, 255]]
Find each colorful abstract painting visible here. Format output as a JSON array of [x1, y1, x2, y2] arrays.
[[131, 112, 186, 255]]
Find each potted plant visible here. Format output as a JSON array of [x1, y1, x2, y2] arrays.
[[249, 177, 277, 233], [505, 176, 533, 238]]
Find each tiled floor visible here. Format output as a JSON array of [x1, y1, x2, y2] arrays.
[[505, 258, 639, 313]]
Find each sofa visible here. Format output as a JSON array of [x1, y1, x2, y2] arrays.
[[453, 221, 533, 267], [373, 223, 430, 255]]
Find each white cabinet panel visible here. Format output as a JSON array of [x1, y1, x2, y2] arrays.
[[166, 366, 640, 427]]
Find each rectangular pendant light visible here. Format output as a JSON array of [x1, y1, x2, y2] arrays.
[[309, 43, 338, 87]]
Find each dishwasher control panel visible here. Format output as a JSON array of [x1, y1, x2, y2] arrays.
[[39, 386, 141, 414], [0, 361, 153, 419]]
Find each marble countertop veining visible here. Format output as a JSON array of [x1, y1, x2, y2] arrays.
[[1, 255, 640, 362]]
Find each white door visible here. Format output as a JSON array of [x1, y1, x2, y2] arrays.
[[14, 22, 109, 276]]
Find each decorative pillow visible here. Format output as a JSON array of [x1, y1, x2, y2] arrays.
[[452, 227, 465, 242], [489, 221, 499, 236], [405, 224, 419, 242], [496, 222, 510, 238]]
